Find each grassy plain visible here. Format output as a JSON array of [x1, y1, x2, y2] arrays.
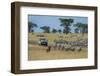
[[28, 33, 88, 60]]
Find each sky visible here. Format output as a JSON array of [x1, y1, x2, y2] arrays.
[[28, 15, 88, 33]]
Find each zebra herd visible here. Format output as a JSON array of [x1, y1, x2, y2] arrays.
[[46, 39, 87, 52]]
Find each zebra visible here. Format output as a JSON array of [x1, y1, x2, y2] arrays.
[[46, 46, 51, 53]]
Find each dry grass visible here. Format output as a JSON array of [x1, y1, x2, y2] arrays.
[[28, 45, 88, 60], [28, 33, 88, 61], [28, 33, 87, 43]]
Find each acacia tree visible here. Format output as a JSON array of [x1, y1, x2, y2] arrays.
[[83, 24, 88, 33], [74, 23, 88, 35], [74, 28, 79, 33], [52, 28, 57, 33], [40, 26, 50, 33], [28, 21, 38, 33], [59, 18, 74, 34], [58, 29, 62, 33]]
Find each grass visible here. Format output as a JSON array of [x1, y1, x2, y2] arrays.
[[28, 33, 88, 61], [28, 33, 87, 42]]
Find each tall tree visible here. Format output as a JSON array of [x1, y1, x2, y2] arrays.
[[58, 29, 62, 33], [74, 28, 79, 33], [52, 28, 57, 33], [40, 26, 50, 33], [74, 23, 88, 35], [28, 21, 37, 32], [59, 18, 74, 34], [83, 24, 88, 33]]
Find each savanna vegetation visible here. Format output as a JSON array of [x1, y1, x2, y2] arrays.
[[28, 17, 88, 60]]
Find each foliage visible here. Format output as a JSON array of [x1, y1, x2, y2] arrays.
[[74, 23, 88, 35], [28, 21, 38, 32], [58, 29, 62, 33], [59, 18, 74, 34], [74, 28, 79, 33], [52, 28, 57, 33], [40, 26, 50, 33]]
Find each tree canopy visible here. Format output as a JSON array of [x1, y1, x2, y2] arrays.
[[59, 18, 74, 34], [52, 28, 57, 33], [28, 21, 38, 32], [40, 26, 50, 33], [74, 23, 88, 34]]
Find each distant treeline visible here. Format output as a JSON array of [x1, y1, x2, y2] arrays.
[[28, 18, 88, 34]]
